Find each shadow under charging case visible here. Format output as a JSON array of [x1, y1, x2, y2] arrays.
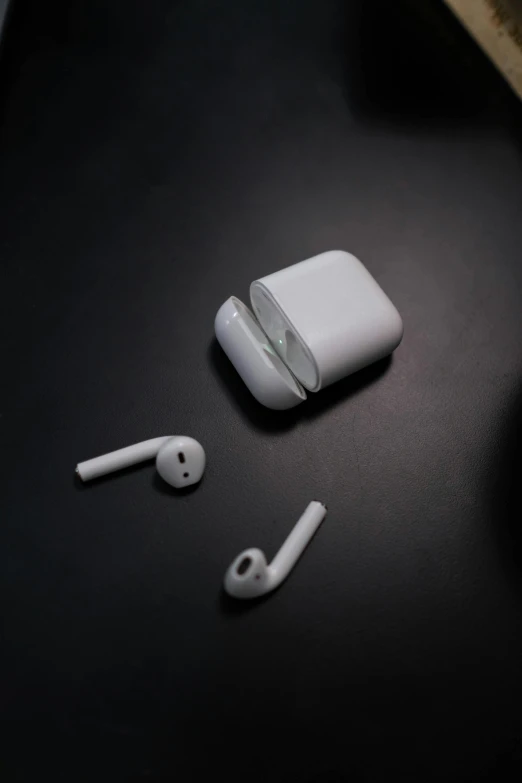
[[214, 250, 403, 410]]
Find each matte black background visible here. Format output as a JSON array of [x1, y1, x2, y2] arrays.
[[2, 1, 522, 780]]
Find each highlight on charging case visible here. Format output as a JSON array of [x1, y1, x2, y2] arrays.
[[215, 250, 403, 410]]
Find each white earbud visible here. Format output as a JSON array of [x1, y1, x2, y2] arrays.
[[224, 500, 327, 599], [76, 436, 206, 489]]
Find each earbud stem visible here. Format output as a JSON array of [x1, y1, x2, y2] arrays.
[[269, 500, 327, 586], [76, 437, 172, 481]]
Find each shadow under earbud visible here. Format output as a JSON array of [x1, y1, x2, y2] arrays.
[[209, 337, 392, 431], [72, 462, 151, 490], [217, 587, 273, 615], [73, 464, 203, 495], [151, 471, 202, 497]]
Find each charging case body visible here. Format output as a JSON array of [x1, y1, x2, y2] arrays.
[[214, 250, 403, 410]]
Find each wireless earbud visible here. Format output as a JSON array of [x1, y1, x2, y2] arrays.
[[76, 436, 206, 489], [224, 500, 327, 599]]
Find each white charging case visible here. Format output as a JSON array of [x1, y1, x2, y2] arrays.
[[215, 250, 403, 410]]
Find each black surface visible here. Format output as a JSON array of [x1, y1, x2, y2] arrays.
[[0, 0, 12, 51], [3, 1, 522, 780]]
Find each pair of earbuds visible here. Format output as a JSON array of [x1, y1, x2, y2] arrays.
[[76, 436, 327, 599]]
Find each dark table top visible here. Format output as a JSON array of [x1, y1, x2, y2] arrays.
[[3, 1, 522, 780]]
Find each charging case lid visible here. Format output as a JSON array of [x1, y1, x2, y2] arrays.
[[214, 297, 307, 410]]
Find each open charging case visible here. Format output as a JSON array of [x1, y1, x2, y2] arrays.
[[215, 250, 403, 410]]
